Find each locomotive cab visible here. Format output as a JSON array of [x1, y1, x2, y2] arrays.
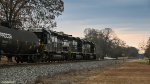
[[82, 40, 96, 60]]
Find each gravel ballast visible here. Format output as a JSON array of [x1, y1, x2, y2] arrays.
[[0, 60, 124, 84]]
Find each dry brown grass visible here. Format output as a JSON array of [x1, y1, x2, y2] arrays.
[[0, 56, 8, 64], [0, 56, 16, 64], [39, 60, 150, 84], [80, 61, 150, 84]]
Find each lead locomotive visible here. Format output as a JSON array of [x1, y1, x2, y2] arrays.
[[0, 26, 96, 63]]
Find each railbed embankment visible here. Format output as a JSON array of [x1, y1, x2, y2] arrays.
[[0, 59, 125, 84]]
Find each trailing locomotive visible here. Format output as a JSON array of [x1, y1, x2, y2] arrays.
[[0, 26, 96, 63]]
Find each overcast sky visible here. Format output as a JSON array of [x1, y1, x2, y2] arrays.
[[55, 0, 150, 48]]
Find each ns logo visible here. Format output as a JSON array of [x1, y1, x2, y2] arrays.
[[0, 32, 12, 39]]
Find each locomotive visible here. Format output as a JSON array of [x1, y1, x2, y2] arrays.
[[0, 26, 96, 63]]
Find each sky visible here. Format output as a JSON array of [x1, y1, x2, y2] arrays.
[[55, 0, 150, 49]]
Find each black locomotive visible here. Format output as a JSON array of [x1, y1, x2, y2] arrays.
[[0, 26, 96, 63]]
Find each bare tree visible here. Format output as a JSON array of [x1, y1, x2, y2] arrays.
[[110, 37, 126, 59], [84, 28, 103, 59], [0, 0, 64, 29], [84, 28, 124, 59], [84, 28, 98, 42], [100, 28, 117, 59]]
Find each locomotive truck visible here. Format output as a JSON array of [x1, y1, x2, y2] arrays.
[[0, 26, 96, 63]]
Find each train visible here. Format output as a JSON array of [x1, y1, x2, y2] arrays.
[[0, 26, 96, 63]]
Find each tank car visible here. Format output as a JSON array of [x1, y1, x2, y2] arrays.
[[0, 26, 39, 63]]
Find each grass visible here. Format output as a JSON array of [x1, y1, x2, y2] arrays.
[[79, 59, 150, 84], [38, 59, 150, 84]]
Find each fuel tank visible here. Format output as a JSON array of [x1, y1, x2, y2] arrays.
[[0, 26, 39, 55]]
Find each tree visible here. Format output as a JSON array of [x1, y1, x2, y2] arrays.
[[0, 0, 64, 29], [144, 38, 150, 64], [100, 28, 116, 59], [110, 37, 126, 59], [126, 47, 139, 58], [84, 28, 98, 43], [84, 28, 124, 59], [84, 28, 103, 58]]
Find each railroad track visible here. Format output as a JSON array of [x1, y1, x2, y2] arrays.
[[0, 60, 99, 69]]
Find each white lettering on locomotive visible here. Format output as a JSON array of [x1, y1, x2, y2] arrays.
[[0, 32, 12, 39]]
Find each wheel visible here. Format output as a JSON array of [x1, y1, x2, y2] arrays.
[[15, 56, 20, 63], [41, 53, 48, 62], [73, 54, 76, 60], [20, 60, 23, 63], [32, 55, 38, 63]]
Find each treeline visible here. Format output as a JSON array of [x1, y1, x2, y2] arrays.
[[84, 28, 139, 59], [144, 38, 150, 64]]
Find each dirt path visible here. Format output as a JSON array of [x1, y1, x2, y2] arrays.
[[36, 60, 150, 84]]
